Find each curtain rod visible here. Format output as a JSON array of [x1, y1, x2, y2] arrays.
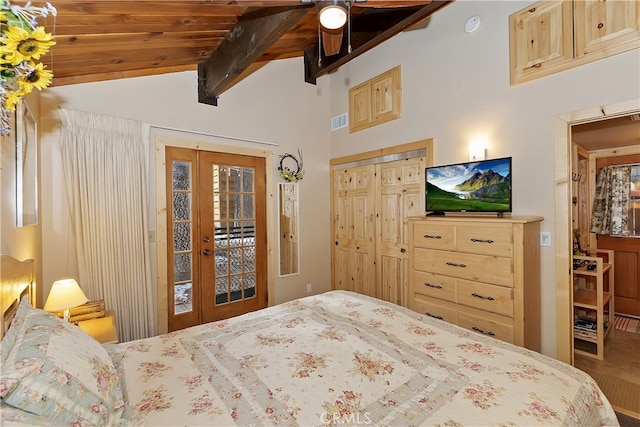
[[604, 162, 640, 168], [151, 124, 279, 146]]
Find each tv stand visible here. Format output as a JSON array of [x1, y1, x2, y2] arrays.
[[426, 211, 446, 216]]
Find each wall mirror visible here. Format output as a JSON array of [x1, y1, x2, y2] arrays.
[[16, 101, 38, 227], [278, 183, 299, 276]]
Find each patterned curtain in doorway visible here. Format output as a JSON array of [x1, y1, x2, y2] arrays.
[[590, 165, 632, 236]]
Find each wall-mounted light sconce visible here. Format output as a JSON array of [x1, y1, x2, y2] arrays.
[[469, 137, 488, 161]]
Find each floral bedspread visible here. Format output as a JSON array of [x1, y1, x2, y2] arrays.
[[109, 291, 619, 426]]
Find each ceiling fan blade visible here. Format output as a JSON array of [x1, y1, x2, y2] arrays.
[[321, 28, 344, 56]]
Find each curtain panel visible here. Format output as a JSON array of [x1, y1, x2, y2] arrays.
[[59, 109, 156, 341], [590, 165, 631, 237]]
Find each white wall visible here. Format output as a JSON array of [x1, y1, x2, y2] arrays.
[[38, 58, 333, 310], [326, 1, 640, 357]]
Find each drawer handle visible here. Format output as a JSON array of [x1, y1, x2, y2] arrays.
[[424, 282, 443, 289], [471, 292, 495, 301], [425, 311, 443, 320], [472, 326, 496, 337], [424, 234, 442, 239], [446, 262, 466, 268], [470, 238, 494, 244]]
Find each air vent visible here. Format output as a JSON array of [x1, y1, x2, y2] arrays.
[[331, 113, 348, 131]]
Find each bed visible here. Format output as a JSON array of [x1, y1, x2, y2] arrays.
[[1, 284, 620, 427]]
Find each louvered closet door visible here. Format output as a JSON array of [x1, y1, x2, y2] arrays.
[[166, 147, 267, 332]]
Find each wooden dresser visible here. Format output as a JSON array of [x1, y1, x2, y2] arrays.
[[408, 216, 543, 351]]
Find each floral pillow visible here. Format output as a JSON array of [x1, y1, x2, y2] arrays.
[[0, 297, 125, 425], [0, 296, 31, 365]]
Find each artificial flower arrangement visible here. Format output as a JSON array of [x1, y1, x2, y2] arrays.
[[1, 0, 56, 135], [278, 149, 304, 182]]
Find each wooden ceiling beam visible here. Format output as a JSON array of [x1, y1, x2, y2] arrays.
[[198, 5, 313, 106], [304, 1, 454, 84]]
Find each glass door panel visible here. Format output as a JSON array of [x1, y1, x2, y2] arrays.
[[166, 148, 200, 331], [199, 152, 267, 324]]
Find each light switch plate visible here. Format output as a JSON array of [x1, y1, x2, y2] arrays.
[[540, 232, 552, 247]]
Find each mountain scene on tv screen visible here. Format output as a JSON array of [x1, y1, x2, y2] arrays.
[[427, 159, 511, 212]]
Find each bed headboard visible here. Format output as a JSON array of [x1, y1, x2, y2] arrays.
[[1, 255, 35, 339]]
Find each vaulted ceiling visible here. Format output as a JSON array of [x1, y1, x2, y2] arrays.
[[33, 0, 454, 105]]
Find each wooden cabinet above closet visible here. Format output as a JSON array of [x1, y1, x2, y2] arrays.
[[509, 0, 640, 86], [349, 66, 402, 133]]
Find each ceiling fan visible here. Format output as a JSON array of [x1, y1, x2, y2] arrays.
[[301, 0, 433, 56], [198, 0, 446, 106]]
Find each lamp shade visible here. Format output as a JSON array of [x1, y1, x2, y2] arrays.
[[319, 2, 347, 30], [44, 279, 89, 313]]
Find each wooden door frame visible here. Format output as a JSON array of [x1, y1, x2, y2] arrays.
[[329, 139, 434, 293], [154, 135, 274, 335], [554, 98, 640, 364]]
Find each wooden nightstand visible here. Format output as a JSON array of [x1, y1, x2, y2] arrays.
[[78, 310, 118, 344]]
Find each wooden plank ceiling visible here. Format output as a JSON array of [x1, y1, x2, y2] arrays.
[[26, 0, 454, 104]]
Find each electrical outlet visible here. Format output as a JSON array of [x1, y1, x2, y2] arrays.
[[306, 283, 312, 293], [540, 232, 552, 247]]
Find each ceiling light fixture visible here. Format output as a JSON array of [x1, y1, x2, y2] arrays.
[[319, 1, 348, 30]]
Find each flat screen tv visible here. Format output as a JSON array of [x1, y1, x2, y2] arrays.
[[425, 157, 512, 216]]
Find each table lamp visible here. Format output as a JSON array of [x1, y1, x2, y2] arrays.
[[44, 278, 89, 322]]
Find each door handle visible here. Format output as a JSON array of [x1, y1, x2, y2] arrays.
[[203, 249, 212, 256]]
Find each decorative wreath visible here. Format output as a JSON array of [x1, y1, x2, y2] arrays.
[[278, 149, 304, 182]]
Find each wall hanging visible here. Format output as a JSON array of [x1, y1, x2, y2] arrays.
[[278, 148, 304, 182]]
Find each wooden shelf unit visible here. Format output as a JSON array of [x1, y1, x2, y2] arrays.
[[573, 251, 614, 360]]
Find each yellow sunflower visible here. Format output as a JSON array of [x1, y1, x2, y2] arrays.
[[5, 88, 26, 112], [0, 26, 55, 65], [18, 61, 53, 92]]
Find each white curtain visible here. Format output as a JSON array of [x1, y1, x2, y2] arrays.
[[59, 109, 156, 341]]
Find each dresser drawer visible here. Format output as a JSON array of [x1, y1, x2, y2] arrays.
[[411, 294, 458, 324], [457, 279, 513, 317], [414, 248, 513, 287], [457, 307, 514, 344], [456, 226, 512, 257], [412, 222, 454, 250], [412, 271, 456, 302]]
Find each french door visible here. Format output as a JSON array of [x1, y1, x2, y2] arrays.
[[166, 147, 267, 332]]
